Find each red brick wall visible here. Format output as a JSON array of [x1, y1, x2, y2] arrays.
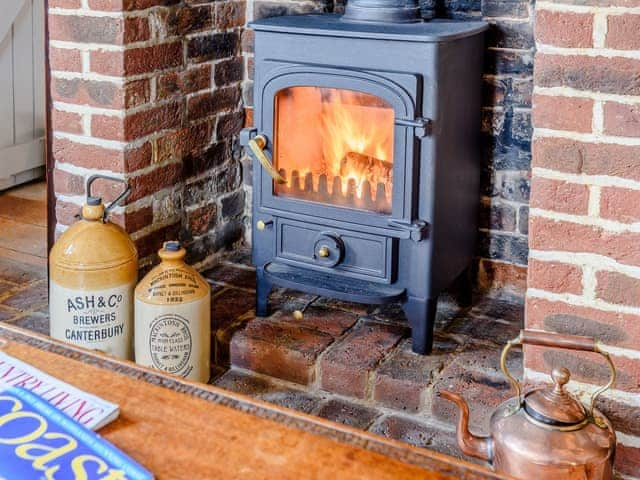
[[49, 0, 246, 268], [529, 1, 640, 475]]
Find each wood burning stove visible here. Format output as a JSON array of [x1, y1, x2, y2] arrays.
[[241, 2, 487, 354]]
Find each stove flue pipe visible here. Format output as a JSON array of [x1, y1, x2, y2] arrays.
[[343, 0, 422, 23]]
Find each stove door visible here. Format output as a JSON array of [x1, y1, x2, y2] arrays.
[[256, 65, 423, 233], [274, 86, 394, 214]]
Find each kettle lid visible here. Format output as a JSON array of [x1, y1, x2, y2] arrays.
[[524, 367, 587, 427]]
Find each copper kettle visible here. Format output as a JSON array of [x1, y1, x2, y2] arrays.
[[441, 330, 617, 479]]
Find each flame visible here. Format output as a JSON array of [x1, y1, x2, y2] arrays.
[[274, 87, 394, 212]]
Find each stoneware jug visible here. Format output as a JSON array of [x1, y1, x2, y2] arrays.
[[49, 175, 137, 360], [134, 241, 211, 383], [441, 329, 617, 480]]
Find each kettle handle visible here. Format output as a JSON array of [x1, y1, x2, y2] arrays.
[[86, 175, 132, 222], [501, 329, 616, 418]]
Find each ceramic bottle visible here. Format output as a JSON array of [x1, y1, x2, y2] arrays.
[[49, 175, 137, 359], [134, 242, 211, 382]]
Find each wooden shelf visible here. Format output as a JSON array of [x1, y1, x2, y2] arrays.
[[0, 323, 505, 480]]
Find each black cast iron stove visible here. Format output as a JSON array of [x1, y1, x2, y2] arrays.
[[240, 1, 487, 354]]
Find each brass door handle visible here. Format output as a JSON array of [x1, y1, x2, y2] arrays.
[[248, 135, 287, 184]]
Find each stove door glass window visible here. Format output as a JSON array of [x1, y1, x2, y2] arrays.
[[273, 86, 394, 214]]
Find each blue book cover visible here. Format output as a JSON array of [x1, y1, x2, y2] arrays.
[[0, 385, 153, 480]]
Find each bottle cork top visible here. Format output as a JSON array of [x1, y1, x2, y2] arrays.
[[158, 241, 187, 262], [81, 202, 105, 221]]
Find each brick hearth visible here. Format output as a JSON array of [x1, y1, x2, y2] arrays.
[[204, 255, 525, 461], [3, 251, 639, 473], [0, 251, 524, 463]]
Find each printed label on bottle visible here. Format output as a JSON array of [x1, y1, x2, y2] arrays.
[[149, 314, 193, 375], [135, 297, 210, 382], [144, 267, 203, 305], [49, 281, 134, 359]]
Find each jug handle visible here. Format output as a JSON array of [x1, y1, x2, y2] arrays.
[[501, 329, 616, 418], [86, 175, 132, 222]]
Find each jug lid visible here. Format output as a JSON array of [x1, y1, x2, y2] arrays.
[[158, 241, 187, 262], [524, 367, 587, 427]]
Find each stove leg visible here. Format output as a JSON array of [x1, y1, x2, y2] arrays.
[[403, 297, 437, 355], [453, 266, 473, 308], [256, 269, 272, 317]]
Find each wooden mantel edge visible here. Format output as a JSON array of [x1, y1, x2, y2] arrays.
[[0, 322, 508, 480]]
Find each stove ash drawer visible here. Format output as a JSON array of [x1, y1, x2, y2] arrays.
[[275, 219, 395, 283]]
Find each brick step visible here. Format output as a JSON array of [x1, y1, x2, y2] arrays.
[[214, 367, 465, 461], [206, 262, 527, 451]]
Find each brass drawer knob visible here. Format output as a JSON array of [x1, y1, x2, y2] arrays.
[[318, 246, 330, 258], [256, 220, 273, 231]]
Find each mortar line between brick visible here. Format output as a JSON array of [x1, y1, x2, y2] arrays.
[[587, 185, 601, 217], [535, 86, 640, 104], [593, 12, 608, 49], [416, 339, 468, 416], [528, 288, 640, 321], [207, 282, 255, 295], [310, 315, 366, 391], [129, 215, 186, 242], [486, 16, 531, 23], [480, 195, 529, 209], [536, 1, 640, 15], [53, 95, 203, 118], [537, 43, 640, 59], [191, 255, 223, 279], [363, 332, 405, 402], [525, 369, 640, 406], [533, 167, 640, 191], [617, 432, 640, 448], [477, 227, 528, 240], [53, 105, 237, 152], [219, 260, 256, 271], [49, 36, 187, 52], [49, 7, 153, 18], [529, 249, 640, 277], [530, 207, 640, 233], [55, 183, 180, 216], [52, 58, 228, 85], [226, 366, 455, 431]]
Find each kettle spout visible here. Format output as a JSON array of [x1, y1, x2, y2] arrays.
[[439, 390, 492, 462]]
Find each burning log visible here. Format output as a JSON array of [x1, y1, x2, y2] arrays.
[[340, 152, 393, 185]]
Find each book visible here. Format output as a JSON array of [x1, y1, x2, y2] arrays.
[[0, 351, 118, 430], [0, 384, 153, 480]]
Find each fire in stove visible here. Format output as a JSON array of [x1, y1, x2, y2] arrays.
[[274, 86, 394, 214]]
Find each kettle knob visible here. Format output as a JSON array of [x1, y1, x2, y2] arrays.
[[551, 367, 571, 393]]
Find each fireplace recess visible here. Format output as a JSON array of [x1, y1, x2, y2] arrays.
[[241, 4, 487, 354]]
